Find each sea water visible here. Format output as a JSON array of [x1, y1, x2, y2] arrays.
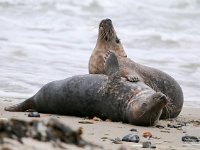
[[0, 0, 200, 107]]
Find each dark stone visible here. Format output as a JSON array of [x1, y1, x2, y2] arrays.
[[150, 145, 156, 149], [167, 123, 185, 128], [182, 136, 199, 142], [78, 120, 94, 124], [155, 125, 165, 129], [142, 141, 151, 148], [173, 124, 183, 128], [167, 123, 174, 128], [130, 128, 137, 132], [177, 122, 186, 126], [111, 137, 122, 144], [122, 134, 139, 143], [28, 112, 40, 117]]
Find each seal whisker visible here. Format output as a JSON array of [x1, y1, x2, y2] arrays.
[[138, 111, 146, 118], [102, 30, 108, 40], [150, 115, 152, 126], [165, 104, 171, 119]]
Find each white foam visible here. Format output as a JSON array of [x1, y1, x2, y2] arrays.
[[0, 0, 200, 107]]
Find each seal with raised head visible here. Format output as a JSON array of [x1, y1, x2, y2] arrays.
[[89, 18, 184, 119], [89, 18, 127, 74], [5, 53, 167, 126]]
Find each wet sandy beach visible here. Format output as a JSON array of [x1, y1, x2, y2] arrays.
[[1, 101, 200, 150]]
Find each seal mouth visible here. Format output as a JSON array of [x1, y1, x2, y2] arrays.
[[99, 18, 115, 41]]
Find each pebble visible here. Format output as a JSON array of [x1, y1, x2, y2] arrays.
[[130, 128, 137, 132], [111, 137, 122, 144], [150, 145, 157, 149], [160, 130, 170, 133], [78, 120, 94, 124], [152, 136, 161, 139], [101, 137, 108, 139], [167, 123, 174, 128], [189, 120, 200, 126], [92, 116, 102, 121], [173, 124, 183, 128], [142, 141, 151, 148], [177, 122, 186, 126], [167, 123, 184, 128], [28, 112, 40, 117], [122, 134, 140, 143], [155, 125, 165, 129], [182, 136, 199, 142]]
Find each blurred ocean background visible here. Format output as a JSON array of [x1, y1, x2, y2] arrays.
[[0, 0, 200, 107]]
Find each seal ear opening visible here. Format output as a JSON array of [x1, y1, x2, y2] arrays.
[[104, 51, 121, 82]]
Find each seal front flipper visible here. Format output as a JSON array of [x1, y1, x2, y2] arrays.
[[4, 97, 35, 112], [104, 52, 121, 84], [125, 75, 139, 82]]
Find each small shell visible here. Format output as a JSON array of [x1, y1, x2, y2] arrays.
[[143, 132, 152, 138]]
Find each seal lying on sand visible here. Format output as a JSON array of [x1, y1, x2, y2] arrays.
[[5, 53, 167, 126], [89, 18, 183, 119]]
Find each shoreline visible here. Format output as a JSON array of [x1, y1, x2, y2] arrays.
[[0, 101, 200, 150]]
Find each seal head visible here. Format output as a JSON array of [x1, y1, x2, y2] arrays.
[[126, 92, 168, 126], [89, 18, 127, 74]]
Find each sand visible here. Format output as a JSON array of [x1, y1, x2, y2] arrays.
[[0, 100, 200, 150]]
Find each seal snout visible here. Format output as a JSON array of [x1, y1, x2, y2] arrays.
[[100, 18, 112, 28], [103, 18, 112, 24], [154, 92, 168, 107]]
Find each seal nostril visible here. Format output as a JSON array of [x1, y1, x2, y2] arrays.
[[116, 37, 120, 43], [160, 95, 168, 104], [105, 18, 111, 22], [142, 103, 147, 108], [160, 95, 165, 100]]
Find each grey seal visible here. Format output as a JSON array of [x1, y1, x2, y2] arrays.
[[89, 18, 183, 119], [5, 53, 167, 126]]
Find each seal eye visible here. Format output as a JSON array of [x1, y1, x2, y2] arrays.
[[99, 22, 104, 28], [116, 38, 120, 43]]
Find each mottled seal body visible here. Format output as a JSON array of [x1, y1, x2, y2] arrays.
[[118, 57, 183, 119], [89, 18, 184, 119], [5, 53, 167, 126]]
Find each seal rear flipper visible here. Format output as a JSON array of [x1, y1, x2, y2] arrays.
[[104, 51, 121, 83], [4, 97, 35, 112]]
